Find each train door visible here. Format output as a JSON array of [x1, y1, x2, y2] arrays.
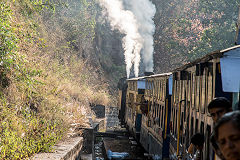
[[162, 75, 172, 159]]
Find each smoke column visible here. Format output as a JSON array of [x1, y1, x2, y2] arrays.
[[98, 0, 156, 77], [123, 0, 156, 72]]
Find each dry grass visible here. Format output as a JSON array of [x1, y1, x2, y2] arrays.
[[0, 1, 113, 158]]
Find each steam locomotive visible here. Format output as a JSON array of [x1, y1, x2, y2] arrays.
[[118, 45, 240, 159]]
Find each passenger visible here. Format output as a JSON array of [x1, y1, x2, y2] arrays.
[[208, 97, 232, 160], [214, 111, 240, 160], [208, 97, 232, 123], [188, 133, 204, 160]]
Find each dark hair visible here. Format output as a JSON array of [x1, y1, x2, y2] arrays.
[[214, 111, 240, 139], [207, 97, 231, 111], [191, 133, 204, 146]]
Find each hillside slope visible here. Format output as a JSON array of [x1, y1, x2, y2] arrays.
[[0, 0, 111, 159]]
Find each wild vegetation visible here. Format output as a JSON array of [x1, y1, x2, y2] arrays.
[[0, 0, 112, 159], [152, 0, 239, 73]]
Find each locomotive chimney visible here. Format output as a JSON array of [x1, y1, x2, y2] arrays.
[[144, 72, 154, 76]]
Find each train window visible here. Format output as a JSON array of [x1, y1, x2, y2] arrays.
[[152, 103, 155, 118], [149, 102, 152, 113], [164, 79, 166, 99], [170, 108, 173, 133], [151, 81, 154, 96], [188, 78, 191, 102], [196, 76, 200, 111], [155, 103, 158, 118], [161, 105, 164, 128], [174, 80, 177, 103], [201, 68, 206, 113], [173, 109, 176, 134], [175, 109, 178, 136], [157, 105, 160, 126], [195, 119, 199, 133], [181, 80, 184, 100], [180, 112, 184, 145], [159, 105, 162, 127], [205, 125, 211, 160], [154, 81, 157, 98], [179, 81, 181, 102], [155, 103, 157, 118], [133, 81, 135, 91], [148, 80, 150, 96], [207, 69, 213, 114], [160, 80, 163, 100], [159, 79, 163, 101], [185, 113, 190, 147], [163, 80, 165, 100], [149, 81, 151, 95], [183, 105, 186, 122], [173, 81, 176, 103], [158, 80, 160, 100], [156, 80, 158, 99], [190, 117, 194, 139], [155, 104, 157, 118], [158, 104, 161, 127], [156, 103, 158, 118], [145, 81, 148, 95], [164, 79, 167, 100], [159, 105, 162, 128], [179, 80, 181, 101], [200, 121, 204, 134], [147, 81, 149, 94], [171, 109, 174, 134], [176, 81, 180, 102], [192, 73, 195, 109], [173, 80, 175, 103], [163, 79, 165, 100], [159, 80, 162, 100]]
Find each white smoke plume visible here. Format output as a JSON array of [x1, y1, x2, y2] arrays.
[[98, 0, 156, 77], [123, 0, 156, 72]]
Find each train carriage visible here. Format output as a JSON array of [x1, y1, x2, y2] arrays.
[[170, 45, 240, 160], [140, 73, 173, 159], [125, 76, 147, 139], [117, 78, 128, 125], [118, 45, 240, 160]]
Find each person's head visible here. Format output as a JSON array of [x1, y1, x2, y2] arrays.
[[214, 111, 240, 160], [208, 97, 232, 123], [190, 133, 204, 150]]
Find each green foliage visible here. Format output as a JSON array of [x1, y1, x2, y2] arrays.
[[0, 0, 114, 158], [13, 0, 65, 15], [152, 0, 239, 72], [0, 1, 67, 159], [0, 99, 64, 159], [54, 0, 97, 42], [0, 2, 18, 71]]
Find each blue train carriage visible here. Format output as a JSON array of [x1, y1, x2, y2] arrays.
[[140, 73, 173, 159], [169, 45, 240, 160], [125, 76, 147, 139]]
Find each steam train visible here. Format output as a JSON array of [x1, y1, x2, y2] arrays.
[[118, 45, 240, 159]]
